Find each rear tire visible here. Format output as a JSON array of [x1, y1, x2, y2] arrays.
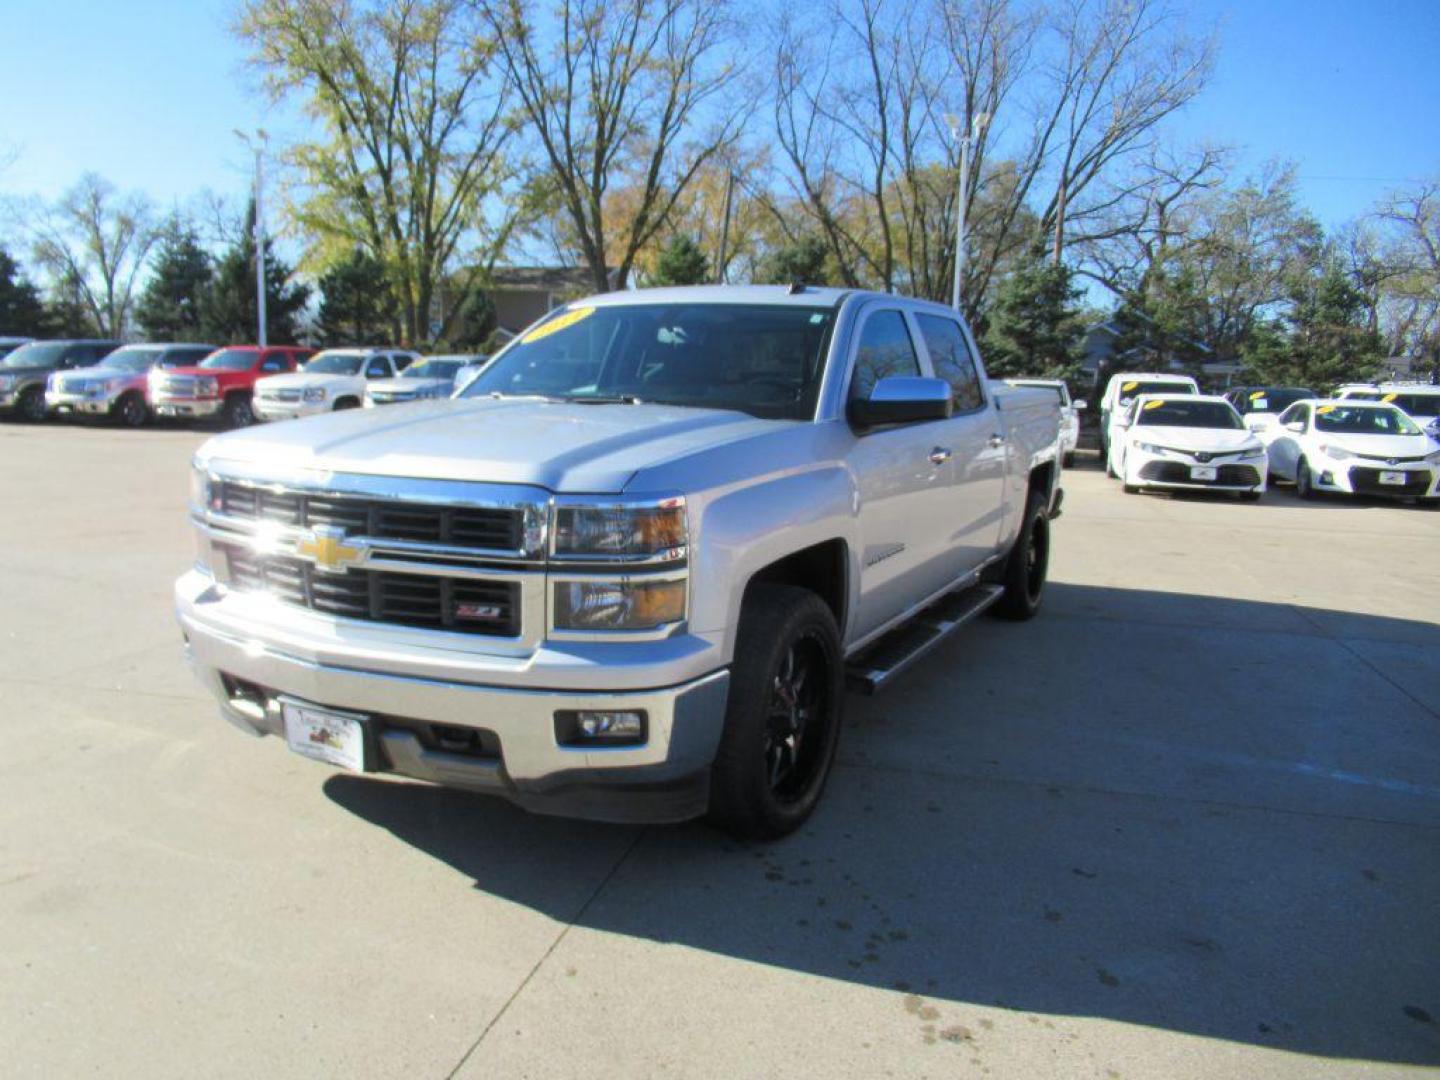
[[993, 492, 1049, 621], [708, 584, 843, 841]]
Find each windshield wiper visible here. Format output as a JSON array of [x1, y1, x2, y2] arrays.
[[565, 394, 644, 405]]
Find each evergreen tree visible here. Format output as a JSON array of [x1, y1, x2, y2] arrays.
[[0, 248, 49, 336], [1283, 259, 1385, 390], [201, 202, 310, 344], [135, 219, 213, 340], [754, 234, 833, 286], [444, 286, 496, 351], [980, 255, 1085, 379], [316, 249, 396, 345], [45, 270, 100, 337], [650, 235, 710, 286]]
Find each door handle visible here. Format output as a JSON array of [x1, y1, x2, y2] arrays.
[[988, 434, 1006, 448], [928, 446, 952, 466]]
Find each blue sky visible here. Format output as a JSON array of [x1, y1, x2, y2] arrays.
[[3, 0, 1438, 237]]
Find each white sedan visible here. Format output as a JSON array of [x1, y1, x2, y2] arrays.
[[253, 348, 418, 421], [1107, 394, 1268, 499], [1260, 399, 1440, 503]]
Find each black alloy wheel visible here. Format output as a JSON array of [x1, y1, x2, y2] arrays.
[[708, 584, 843, 840], [117, 393, 147, 428], [19, 387, 46, 422]]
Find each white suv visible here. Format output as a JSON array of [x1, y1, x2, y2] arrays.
[[253, 348, 419, 421]]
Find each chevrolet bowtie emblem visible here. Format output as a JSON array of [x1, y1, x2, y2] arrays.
[[296, 527, 366, 573]]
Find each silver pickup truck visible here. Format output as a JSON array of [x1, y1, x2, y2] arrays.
[[176, 286, 1062, 838]]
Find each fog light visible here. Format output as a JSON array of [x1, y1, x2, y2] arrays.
[[555, 709, 647, 746], [1320, 471, 1334, 485]]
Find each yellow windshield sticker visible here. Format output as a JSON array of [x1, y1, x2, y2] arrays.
[[1143, 399, 1166, 410], [1249, 390, 1266, 400], [1316, 405, 1336, 414], [1382, 392, 1398, 403], [522, 306, 595, 344], [1121, 381, 1139, 392]]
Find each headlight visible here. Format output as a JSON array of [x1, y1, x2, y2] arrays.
[[188, 461, 212, 516], [552, 498, 687, 561], [1425, 448, 1440, 464], [303, 386, 327, 403], [196, 376, 220, 398], [0, 375, 13, 390], [1239, 441, 1266, 457], [1317, 444, 1354, 461], [553, 578, 686, 631], [1134, 441, 1168, 455]]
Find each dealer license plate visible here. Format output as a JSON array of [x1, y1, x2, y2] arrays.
[[1379, 471, 1407, 486], [283, 701, 366, 772], [1190, 466, 1218, 481]]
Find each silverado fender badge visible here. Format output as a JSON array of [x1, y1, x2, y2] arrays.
[[296, 527, 367, 573]]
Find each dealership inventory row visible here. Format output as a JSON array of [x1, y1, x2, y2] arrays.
[[0, 339, 486, 428]]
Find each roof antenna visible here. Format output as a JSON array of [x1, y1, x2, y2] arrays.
[[787, 282, 806, 295]]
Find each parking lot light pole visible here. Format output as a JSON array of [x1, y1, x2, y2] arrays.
[[235, 129, 269, 347], [946, 112, 989, 314]]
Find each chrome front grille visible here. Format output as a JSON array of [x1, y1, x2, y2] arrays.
[[259, 387, 301, 401], [215, 480, 524, 550], [160, 377, 196, 395], [221, 544, 521, 636]]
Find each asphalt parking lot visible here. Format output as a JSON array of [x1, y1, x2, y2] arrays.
[[1, 421, 1438, 1079]]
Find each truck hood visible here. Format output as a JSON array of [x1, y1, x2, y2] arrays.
[[201, 397, 789, 492]]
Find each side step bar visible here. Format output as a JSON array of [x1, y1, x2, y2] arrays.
[[845, 582, 1005, 694]]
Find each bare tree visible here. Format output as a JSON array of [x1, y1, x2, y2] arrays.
[[238, 0, 517, 344], [30, 173, 157, 338], [1372, 177, 1440, 369], [477, 0, 746, 294]]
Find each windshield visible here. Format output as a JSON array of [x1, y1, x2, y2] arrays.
[[402, 358, 465, 380], [1114, 379, 1194, 404], [1313, 404, 1422, 435], [1237, 387, 1314, 414], [200, 348, 258, 371], [2, 342, 68, 369], [1135, 399, 1242, 429], [462, 303, 837, 420], [302, 352, 366, 375], [1380, 391, 1440, 417], [94, 347, 163, 373]]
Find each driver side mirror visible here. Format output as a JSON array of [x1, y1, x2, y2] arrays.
[[848, 376, 953, 428]]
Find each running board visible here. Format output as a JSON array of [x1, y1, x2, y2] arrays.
[[845, 583, 1005, 695]]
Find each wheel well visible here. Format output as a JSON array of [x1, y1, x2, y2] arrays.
[[224, 388, 251, 401], [745, 540, 848, 630], [1028, 461, 1056, 503], [333, 396, 360, 408]]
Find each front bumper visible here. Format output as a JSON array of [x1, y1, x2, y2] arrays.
[[45, 390, 120, 416], [1310, 461, 1439, 499], [253, 398, 329, 421], [175, 570, 730, 823], [152, 395, 222, 418], [1128, 452, 1267, 493]]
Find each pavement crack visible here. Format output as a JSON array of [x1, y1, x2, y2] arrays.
[[1287, 603, 1440, 722], [444, 826, 648, 1079]]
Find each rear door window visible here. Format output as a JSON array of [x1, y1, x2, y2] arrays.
[[915, 314, 984, 412], [850, 310, 921, 401]]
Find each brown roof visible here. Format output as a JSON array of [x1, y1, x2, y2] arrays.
[[487, 266, 595, 291]]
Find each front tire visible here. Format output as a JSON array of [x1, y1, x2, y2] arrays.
[[17, 387, 46, 423], [993, 492, 1050, 621], [1295, 457, 1316, 500], [222, 394, 254, 429], [115, 392, 148, 428], [708, 584, 843, 841]]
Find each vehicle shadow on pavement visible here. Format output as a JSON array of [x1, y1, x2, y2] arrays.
[[324, 584, 1440, 1068]]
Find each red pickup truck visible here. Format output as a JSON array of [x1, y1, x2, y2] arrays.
[[148, 345, 314, 427]]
